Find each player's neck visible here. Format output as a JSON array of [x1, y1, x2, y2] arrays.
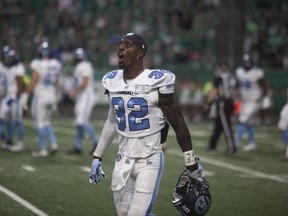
[[123, 65, 145, 81]]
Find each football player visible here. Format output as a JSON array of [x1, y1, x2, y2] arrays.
[[66, 48, 98, 155], [89, 33, 205, 216], [278, 102, 288, 161], [0, 48, 26, 151], [22, 41, 62, 157], [234, 54, 268, 151], [0, 47, 8, 146]]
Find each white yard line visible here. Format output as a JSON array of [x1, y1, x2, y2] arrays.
[[22, 165, 36, 172], [0, 185, 49, 216], [167, 149, 288, 184]]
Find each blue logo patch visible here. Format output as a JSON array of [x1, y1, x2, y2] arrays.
[[195, 195, 211, 215]]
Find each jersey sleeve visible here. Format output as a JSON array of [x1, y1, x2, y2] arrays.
[[80, 62, 93, 77], [30, 59, 40, 72], [256, 68, 264, 79], [13, 63, 25, 76], [148, 69, 176, 95]]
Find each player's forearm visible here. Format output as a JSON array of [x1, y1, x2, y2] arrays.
[[175, 125, 193, 152], [93, 119, 117, 158]]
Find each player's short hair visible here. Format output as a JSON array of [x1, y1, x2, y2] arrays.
[[122, 33, 148, 56]]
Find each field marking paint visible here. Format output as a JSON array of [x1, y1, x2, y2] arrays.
[[0, 184, 49, 216], [81, 166, 91, 173], [23, 121, 76, 136], [167, 149, 288, 184], [23, 120, 286, 183], [22, 165, 36, 172]]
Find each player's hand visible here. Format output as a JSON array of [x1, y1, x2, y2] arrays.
[[89, 158, 106, 184], [186, 164, 205, 182], [6, 98, 15, 106], [21, 93, 29, 110]]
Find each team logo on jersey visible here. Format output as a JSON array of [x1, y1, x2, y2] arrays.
[[125, 159, 130, 164], [146, 160, 153, 165], [105, 71, 118, 79], [116, 153, 122, 162], [135, 85, 151, 93]]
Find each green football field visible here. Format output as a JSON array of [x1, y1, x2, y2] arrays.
[[0, 117, 287, 216]]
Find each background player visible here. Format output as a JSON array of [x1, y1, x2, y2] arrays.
[[89, 33, 204, 216], [234, 54, 268, 151], [0, 48, 26, 151], [66, 48, 98, 155], [22, 41, 62, 157], [278, 102, 288, 161]]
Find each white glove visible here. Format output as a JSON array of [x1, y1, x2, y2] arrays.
[[186, 164, 205, 182], [89, 158, 106, 184], [21, 93, 29, 110]]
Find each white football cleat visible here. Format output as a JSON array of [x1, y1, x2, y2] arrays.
[[32, 149, 48, 157], [243, 143, 257, 151], [9, 143, 25, 152]]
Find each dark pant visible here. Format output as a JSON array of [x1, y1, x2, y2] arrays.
[[208, 99, 236, 153]]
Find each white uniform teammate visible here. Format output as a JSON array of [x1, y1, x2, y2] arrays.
[[235, 54, 267, 151], [89, 33, 205, 216], [278, 102, 288, 161], [22, 41, 62, 157], [0, 49, 25, 151], [66, 48, 98, 154]]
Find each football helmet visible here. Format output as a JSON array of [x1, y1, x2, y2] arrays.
[[242, 54, 253, 70], [3, 49, 18, 67], [38, 41, 51, 57], [74, 48, 87, 63], [172, 170, 211, 216], [1, 45, 10, 61]]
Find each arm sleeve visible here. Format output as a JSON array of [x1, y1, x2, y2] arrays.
[[93, 102, 117, 158]]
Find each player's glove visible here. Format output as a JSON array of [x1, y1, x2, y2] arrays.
[[6, 97, 15, 106], [186, 164, 205, 182], [89, 158, 106, 184]]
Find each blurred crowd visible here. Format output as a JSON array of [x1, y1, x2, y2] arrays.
[[1, 0, 287, 71], [244, 0, 288, 70]]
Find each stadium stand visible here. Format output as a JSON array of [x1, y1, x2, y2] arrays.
[[0, 0, 287, 117]]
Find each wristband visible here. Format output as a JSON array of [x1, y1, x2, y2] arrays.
[[184, 150, 197, 166]]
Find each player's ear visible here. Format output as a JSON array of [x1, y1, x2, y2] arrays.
[[137, 51, 145, 60]]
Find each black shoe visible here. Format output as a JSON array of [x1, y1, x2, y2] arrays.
[[279, 156, 288, 162], [225, 148, 237, 156], [0, 133, 6, 142], [66, 148, 82, 155], [49, 147, 58, 156]]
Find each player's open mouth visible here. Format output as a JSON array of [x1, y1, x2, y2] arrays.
[[118, 53, 124, 63]]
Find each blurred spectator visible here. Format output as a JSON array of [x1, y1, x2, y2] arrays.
[[178, 78, 194, 121]]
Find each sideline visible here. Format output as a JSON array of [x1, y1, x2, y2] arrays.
[[168, 149, 288, 184], [0, 185, 49, 216]]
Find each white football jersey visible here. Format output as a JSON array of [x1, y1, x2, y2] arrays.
[[73, 60, 94, 98], [103, 69, 175, 138], [235, 67, 264, 102], [30, 58, 62, 97], [278, 102, 288, 131], [0, 62, 8, 99]]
